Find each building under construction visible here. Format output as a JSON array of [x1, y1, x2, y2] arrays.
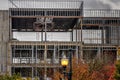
[[0, 0, 120, 79]]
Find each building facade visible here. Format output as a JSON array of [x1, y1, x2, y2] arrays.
[[0, 0, 120, 79]]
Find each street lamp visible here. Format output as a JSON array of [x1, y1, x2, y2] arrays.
[[61, 55, 69, 67], [61, 55, 69, 80], [61, 49, 72, 80]]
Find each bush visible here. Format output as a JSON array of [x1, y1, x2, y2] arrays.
[[114, 60, 120, 80], [0, 73, 22, 80]]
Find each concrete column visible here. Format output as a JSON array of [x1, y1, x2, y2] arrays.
[[44, 43, 47, 80], [80, 18, 83, 59], [0, 10, 9, 74]]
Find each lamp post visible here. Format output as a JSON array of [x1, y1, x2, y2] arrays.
[[61, 55, 69, 80], [61, 49, 72, 80], [68, 49, 72, 80]]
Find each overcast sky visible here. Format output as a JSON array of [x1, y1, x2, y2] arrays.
[[0, 0, 120, 10]]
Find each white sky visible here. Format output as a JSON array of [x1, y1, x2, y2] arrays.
[[0, 0, 120, 10], [0, 0, 8, 10]]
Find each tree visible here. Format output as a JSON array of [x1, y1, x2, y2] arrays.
[[114, 60, 120, 80], [52, 58, 115, 80]]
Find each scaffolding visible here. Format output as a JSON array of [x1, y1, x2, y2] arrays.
[[9, 0, 83, 17], [84, 9, 120, 17], [8, 41, 81, 79], [7, 0, 120, 80]]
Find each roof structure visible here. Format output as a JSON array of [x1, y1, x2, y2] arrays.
[[9, 0, 83, 9]]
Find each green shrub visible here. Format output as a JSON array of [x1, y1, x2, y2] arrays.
[[0, 73, 22, 80]]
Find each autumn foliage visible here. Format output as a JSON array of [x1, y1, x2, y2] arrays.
[[114, 60, 120, 80], [52, 58, 115, 80]]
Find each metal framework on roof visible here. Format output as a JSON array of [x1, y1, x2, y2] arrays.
[[84, 9, 120, 17], [9, 0, 83, 8], [9, 0, 83, 17]]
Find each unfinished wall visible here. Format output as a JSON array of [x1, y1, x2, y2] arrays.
[[0, 10, 9, 74], [13, 32, 71, 41]]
